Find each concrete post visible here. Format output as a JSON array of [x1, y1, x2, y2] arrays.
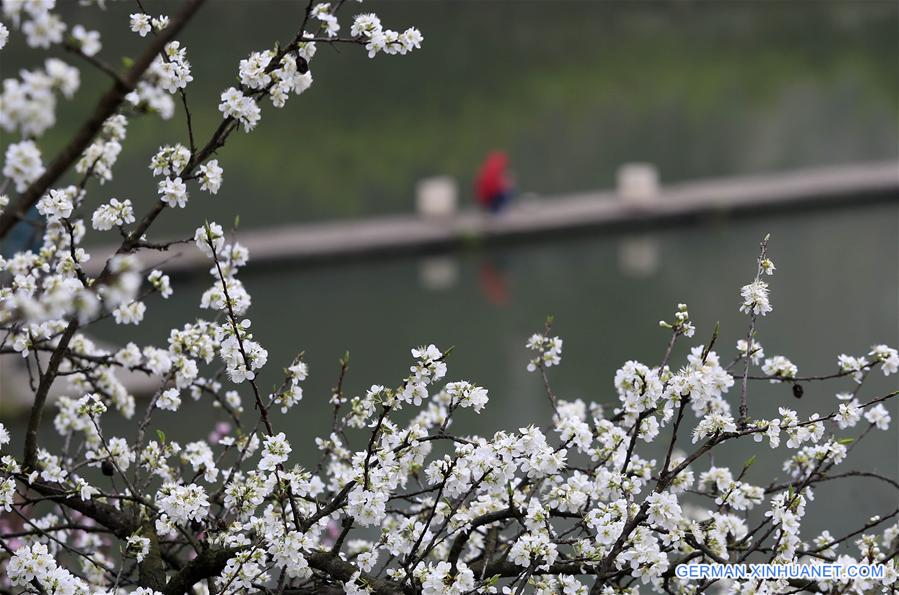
[[416, 176, 458, 219], [617, 163, 659, 205]]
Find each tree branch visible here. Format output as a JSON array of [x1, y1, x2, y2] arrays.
[[0, 0, 207, 240]]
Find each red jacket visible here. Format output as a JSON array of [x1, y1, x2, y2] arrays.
[[475, 152, 509, 205]]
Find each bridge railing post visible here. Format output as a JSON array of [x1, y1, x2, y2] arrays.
[[416, 176, 458, 219], [617, 163, 659, 205]]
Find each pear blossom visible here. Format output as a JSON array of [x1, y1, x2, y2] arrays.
[[259, 432, 291, 470], [113, 300, 146, 325], [869, 344, 898, 375], [156, 483, 209, 526], [71, 24, 101, 56], [737, 338, 764, 365], [148, 269, 172, 298], [36, 186, 78, 220], [158, 176, 188, 207], [129, 13, 151, 36], [125, 535, 150, 562], [219, 87, 261, 131], [838, 353, 869, 383], [198, 159, 223, 194], [740, 279, 772, 316], [526, 332, 563, 371], [22, 11, 65, 48], [3, 140, 44, 191], [864, 403, 891, 431], [762, 355, 798, 381], [0, 477, 14, 511], [91, 198, 135, 231], [157, 388, 181, 411]]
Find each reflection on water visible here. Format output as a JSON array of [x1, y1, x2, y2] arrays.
[[419, 256, 460, 292], [618, 235, 661, 278], [5, 202, 897, 538]]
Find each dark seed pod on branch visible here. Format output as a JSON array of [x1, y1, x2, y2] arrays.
[[297, 57, 309, 74], [792, 383, 804, 399], [101, 460, 115, 476]]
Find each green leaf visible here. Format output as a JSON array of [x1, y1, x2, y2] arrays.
[[156, 429, 166, 443]]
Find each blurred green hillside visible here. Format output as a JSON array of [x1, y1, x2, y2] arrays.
[[2, 1, 897, 239]]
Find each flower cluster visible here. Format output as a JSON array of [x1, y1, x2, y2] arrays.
[[526, 331, 563, 372], [75, 114, 127, 184], [739, 279, 772, 316], [272, 358, 308, 413], [36, 186, 80, 221], [658, 302, 695, 337], [3, 140, 45, 192], [1, 57, 80, 138], [219, 87, 262, 132], [91, 198, 135, 231], [736, 337, 764, 365], [351, 12, 423, 58], [762, 354, 799, 381], [3, 1, 65, 49], [129, 13, 168, 38]]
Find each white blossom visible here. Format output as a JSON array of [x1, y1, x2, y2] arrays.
[[864, 403, 891, 431], [22, 11, 66, 48], [113, 300, 146, 325], [259, 432, 291, 471], [739, 279, 772, 316], [158, 176, 188, 208], [762, 355, 798, 381], [129, 13, 151, 36], [91, 198, 135, 231], [125, 534, 150, 562], [157, 388, 181, 412], [3, 140, 44, 191], [526, 332, 563, 372], [198, 159, 223, 194], [869, 344, 898, 376], [218, 87, 261, 132], [148, 269, 172, 298], [71, 24, 101, 56]]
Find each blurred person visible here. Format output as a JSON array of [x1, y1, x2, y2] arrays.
[[475, 151, 514, 214]]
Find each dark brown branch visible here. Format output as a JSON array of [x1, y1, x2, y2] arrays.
[[306, 551, 409, 595], [22, 477, 138, 539], [162, 547, 242, 595], [23, 319, 78, 470], [62, 41, 127, 86]]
